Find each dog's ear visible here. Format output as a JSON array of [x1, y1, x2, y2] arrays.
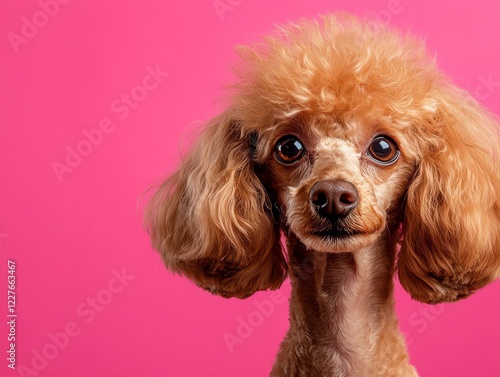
[[145, 113, 287, 298], [398, 85, 500, 304]]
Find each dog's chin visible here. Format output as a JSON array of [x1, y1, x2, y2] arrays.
[[294, 229, 382, 253]]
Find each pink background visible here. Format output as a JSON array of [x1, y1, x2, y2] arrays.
[[1, 1, 499, 376]]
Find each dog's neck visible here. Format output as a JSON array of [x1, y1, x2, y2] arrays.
[[271, 231, 417, 377]]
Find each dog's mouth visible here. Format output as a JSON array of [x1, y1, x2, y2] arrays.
[[293, 220, 382, 253]]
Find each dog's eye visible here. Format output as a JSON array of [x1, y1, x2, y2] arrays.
[[275, 135, 305, 164], [367, 136, 399, 165]]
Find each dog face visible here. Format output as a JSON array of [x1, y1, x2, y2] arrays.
[[146, 14, 500, 302], [253, 116, 415, 254]]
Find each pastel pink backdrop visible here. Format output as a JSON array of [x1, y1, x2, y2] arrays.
[[1, 1, 499, 376]]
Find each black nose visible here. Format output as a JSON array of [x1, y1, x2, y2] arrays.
[[309, 180, 359, 219]]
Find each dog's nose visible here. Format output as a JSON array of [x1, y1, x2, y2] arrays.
[[309, 180, 359, 218]]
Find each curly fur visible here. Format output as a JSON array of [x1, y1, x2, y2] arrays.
[[145, 14, 500, 376]]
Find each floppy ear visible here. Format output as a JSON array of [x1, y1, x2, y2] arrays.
[[398, 84, 500, 304], [145, 112, 287, 298]]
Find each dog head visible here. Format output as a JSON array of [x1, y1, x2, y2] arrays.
[[146, 14, 500, 302]]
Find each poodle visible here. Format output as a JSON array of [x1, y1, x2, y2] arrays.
[[145, 14, 500, 376]]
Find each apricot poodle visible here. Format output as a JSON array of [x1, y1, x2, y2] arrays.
[[146, 14, 500, 376]]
